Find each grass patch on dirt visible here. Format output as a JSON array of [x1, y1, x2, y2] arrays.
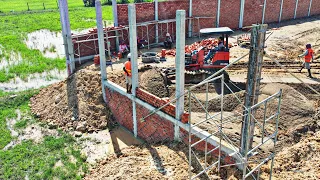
[[0, 90, 88, 179], [0, 90, 37, 149], [0, 6, 112, 82]]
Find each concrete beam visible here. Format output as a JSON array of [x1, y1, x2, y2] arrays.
[[239, 0, 246, 28], [188, 0, 193, 37], [112, 0, 118, 27], [216, 0, 221, 27], [308, 0, 313, 17], [58, 0, 70, 75], [175, 10, 186, 141], [155, 0, 159, 43], [128, 4, 139, 137], [279, 0, 284, 22], [60, 0, 75, 75], [262, 0, 267, 24], [294, 0, 299, 19], [95, 0, 107, 102]]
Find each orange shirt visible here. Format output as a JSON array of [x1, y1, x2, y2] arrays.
[[124, 61, 132, 76], [305, 48, 314, 63]]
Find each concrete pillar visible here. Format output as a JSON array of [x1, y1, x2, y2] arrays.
[[95, 0, 107, 102], [58, 0, 70, 75], [155, 0, 159, 43], [128, 4, 139, 137], [308, 0, 313, 17], [240, 24, 268, 156], [294, 0, 299, 19], [239, 0, 246, 28], [188, 0, 192, 37], [216, 0, 221, 27], [175, 10, 186, 141], [60, 0, 75, 75], [112, 0, 118, 27], [262, 0, 267, 24], [279, 0, 284, 22]]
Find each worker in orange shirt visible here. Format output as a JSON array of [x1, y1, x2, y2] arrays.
[[298, 44, 314, 78], [123, 53, 132, 93]]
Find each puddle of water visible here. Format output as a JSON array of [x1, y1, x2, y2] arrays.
[[78, 130, 111, 164], [0, 51, 23, 72], [24, 29, 65, 59], [24, 28, 94, 59], [0, 68, 67, 92]]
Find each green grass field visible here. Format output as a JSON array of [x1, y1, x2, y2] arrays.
[[0, 5, 113, 82], [0, 0, 84, 13]]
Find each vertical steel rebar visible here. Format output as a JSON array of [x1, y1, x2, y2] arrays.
[[205, 82, 209, 121], [188, 89, 192, 180], [270, 90, 282, 180], [219, 75, 224, 173]]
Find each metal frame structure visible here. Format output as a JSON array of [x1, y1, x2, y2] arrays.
[[187, 72, 282, 179]]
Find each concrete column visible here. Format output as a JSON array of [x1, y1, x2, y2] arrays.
[[58, 0, 70, 75], [128, 4, 139, 137], [279, 0, 284, 22], [112, 0, 119, 52], [96, 0, 107, 102], [262, 0, 267, 24], [61, 0, 75, 75], [294, 0, 299, 19], [175, 10, 186, 141], [240, 24, 267, 156], [239, 0, 245, 28], [188, 0, 192, 37], [155, 0, 159, 43], [112, 0, 118, 27], [216, 0, 221, 27], [308, 0, 313, 17]]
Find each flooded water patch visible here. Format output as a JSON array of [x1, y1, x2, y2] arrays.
[[0, 50, 23, 72], [24, 29, 65, 59], [0, 68, 67, 92]]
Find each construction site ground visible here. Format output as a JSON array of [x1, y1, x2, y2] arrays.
[[19, 16, 320, 179]]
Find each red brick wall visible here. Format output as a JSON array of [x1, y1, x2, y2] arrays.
[[281, 0, 296, 20], [117, 3, 155, 26], [243, 0, 264, 26], [105, 88, 176, 142], [264, 0, 281, 23], [310, 0, 320, 16], [296, 0, 311, 18], [158, 0, 189, 20], [219, 0, 240, 29]]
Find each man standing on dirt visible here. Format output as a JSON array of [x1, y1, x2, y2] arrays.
[[123, 53, 132, 93], [298, 44, 314, 78]]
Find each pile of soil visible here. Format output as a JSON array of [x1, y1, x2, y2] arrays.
[[140, 68, 168, 98], [30, 68, 112, 132], [260, 130, 320, 179]]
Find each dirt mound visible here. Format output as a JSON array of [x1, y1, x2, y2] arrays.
[[259, 83, 314, 130], [30, 68, 112, 132], [259, 131, 320, 180], [140, 69, 168, 98]]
